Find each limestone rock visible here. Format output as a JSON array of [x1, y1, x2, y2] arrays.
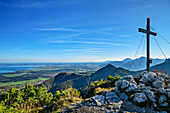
[[126, 83, 139, 93], [113, 101, 123, 109], [157, 88, 170, 96], [115, 79, 128, 93], [123, 75, 137, 85], [119, 93, 129, 101], [92, 95, 105, 106], [133, 93, 148, 106], [156, 76, 164, 82], [157, 72, 169, 79], [121, 80, 129, 89], [143, 89, 156, 102], [106, 92, 122, 104], [106, 92, 119, 100], [138, 82, 145, 88], [158, 95, 168, 107], [107, 99, 122, 105], [139, 72, 157, 85], [152, 80, 164, 88]]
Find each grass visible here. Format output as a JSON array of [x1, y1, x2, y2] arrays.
[[0, 77, 48, 86], [1, 73, 27, 77]]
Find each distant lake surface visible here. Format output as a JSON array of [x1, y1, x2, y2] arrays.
[[0, 65, 45, 73]]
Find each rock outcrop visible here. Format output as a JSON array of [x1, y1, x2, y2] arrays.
[[66, 71, 170, 113]]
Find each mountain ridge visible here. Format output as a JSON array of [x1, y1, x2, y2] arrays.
[[42, 64, 137, 94]]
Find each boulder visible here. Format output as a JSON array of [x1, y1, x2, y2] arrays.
[[115, 80, 121, 92], [113, 101, 123, 109], [121, 80, 129, 89], [115, 80, 129, 93], [123, 75, 137, 85], [140, 86, 152, 91], [157, 88, 170, 95], [139, 75, 149, 85], [147, 72, 157, 81], [106, 92, 122, 104], [157, 72, 169, 79], [114, 86, 119, 93], [126, 83, 139, 93], [106, 92, 119, 100], [139, 72, 157, 85], [133, 93, 148, 106], [107, 99, 122, 105], [92, 95, 105, 106], [156, 76, 164, 82], [143, 89, 156, 102], [138, 82, 145, 88], [152, 80, 164, 88], [119, 93, 129, 101], [158, 95, 168, 107]]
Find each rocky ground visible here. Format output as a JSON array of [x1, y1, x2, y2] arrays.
[[62, 71, 170, 113]]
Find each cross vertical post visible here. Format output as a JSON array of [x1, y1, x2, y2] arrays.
[[147, 18, 150, 72], [138, 18, 157, 72]]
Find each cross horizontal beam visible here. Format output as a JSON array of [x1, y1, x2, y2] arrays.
[[138, 28, 157, 36]]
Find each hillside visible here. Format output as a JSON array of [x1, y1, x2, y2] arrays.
[[40, 72, 84, 90], [42, 64, 137, 94], [110, 56, 164, 71], [150, 59, 170, 75]]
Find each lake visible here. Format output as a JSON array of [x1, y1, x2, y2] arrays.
[[0, 65, 45, 73]]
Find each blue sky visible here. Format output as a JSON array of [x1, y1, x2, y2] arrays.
[[0, 0, 170, 63]]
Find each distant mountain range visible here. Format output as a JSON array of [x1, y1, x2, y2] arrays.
[[40, 57, 168, 94], [41, 64, 136, 94], [109, 56, 165, 71]]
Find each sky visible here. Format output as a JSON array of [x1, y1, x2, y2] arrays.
[[0, 0, 170, 63]]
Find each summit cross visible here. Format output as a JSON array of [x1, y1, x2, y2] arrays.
[[138, 18, 157, 72]]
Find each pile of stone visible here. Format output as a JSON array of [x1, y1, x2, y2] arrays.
[[83, 71, 170, 113]]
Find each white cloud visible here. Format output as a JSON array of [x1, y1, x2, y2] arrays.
[[48, 40, 128, 46], [4, 0, 85, 8], [36, 28, 81, 32]]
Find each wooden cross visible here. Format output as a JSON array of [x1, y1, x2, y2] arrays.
[[138, 18, 157, 72]]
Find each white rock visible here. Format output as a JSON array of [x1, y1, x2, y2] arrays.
[[92, 95, 105, 106], [156, 76, 164, 82], [126, 83, 139, 93], [158, 95, 169, 107], [114, 86, 119, 93], [123, 75, 137, 84], [160, 102, 168, 107], [152, 80, 164, 88], [143, 89, 156, 102], [134, 93, 148, 104], [106, 92, 119, 100], [138, 82, 145, 88], [121, 80, 129, 89], [139, 73, 155, 85], [159, 95, 167, 103], [107, 99, 122, 104], [119, 93, 129, 101], [157, 72, 169, 79]]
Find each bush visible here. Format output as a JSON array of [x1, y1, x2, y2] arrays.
[[54, 90, 61, 101], [107, 75, 121, 82]]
